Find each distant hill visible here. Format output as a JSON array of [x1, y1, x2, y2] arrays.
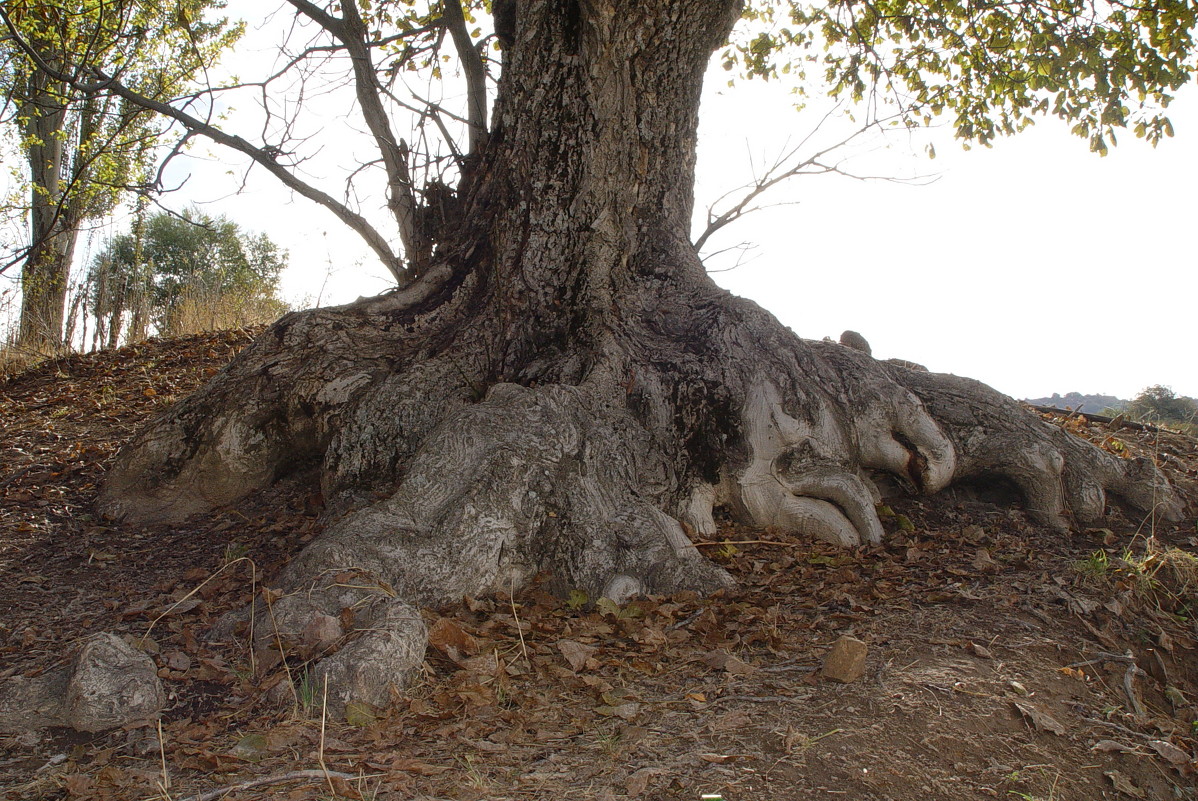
[[1023, 392, 1126, 414]]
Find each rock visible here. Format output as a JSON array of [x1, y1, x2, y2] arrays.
[[299, 614, 344, 659], [839, 330, 872, 356], [65, 633, 166, 733], [0, 633, 164, 734], [0, 671, 69, 733], [821, 636, 868, 683]]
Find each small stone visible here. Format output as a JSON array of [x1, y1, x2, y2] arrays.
[[821, 636, 868, 683], [299, 614, 343, 658], [230, 733, 269, 761], [969, 642, 993, 659]]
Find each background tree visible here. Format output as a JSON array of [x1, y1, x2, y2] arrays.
[[0, 0, 240, 352], [87, 207, 289, 346], [1126, 385, 1198, 431], [9, 1, 1192, 713]]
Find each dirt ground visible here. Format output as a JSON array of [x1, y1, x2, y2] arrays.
[[2, 330, 1197, 801]]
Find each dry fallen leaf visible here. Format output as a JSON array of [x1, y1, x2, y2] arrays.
[[428, 617, 479, 660], [625, 767, 664, 797], [557, 638, 597, 672], [1149, 739, 1191, 765], [1104, 770, 1146, 799], [1013, 702, 1066, 736]]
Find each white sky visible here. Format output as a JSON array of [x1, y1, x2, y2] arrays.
[[8, 4, 1192, 402], [694, 79, 1198, 401]]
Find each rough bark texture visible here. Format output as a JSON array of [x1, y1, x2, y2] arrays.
[[97, 0, 1184, 714]]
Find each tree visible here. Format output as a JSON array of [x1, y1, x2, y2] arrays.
[[87, 207, 289, 347], [8, 1, 1192, 714], [1126, 385, 1198, 429], [0, 0, 240, 351]]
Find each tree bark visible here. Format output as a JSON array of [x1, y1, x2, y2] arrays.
[[97, 0, 1187, 715]]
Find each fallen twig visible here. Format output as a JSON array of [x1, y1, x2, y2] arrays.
[[175, 769, 359, 801], [1122, 663, 1147, 717], [1084, 717, 1156, 741], [693, 539, 804, 548], [709, 693, 812, 706]]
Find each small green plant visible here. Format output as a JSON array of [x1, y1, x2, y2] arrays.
[[295, 665, 318, 716], [1073, 549, 1110, 580], [565, 588, 589, 610], [1005, 767, 1061, 801], [456, 754, 489, 790], [594, 727, 624, 757], [223, 542, 250, 563]]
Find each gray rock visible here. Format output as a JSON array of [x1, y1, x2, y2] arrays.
[[66, 634, 166, 732], [0, 633, 164, 734]]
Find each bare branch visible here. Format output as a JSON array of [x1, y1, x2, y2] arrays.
[[289, 0, 431, 272], [694, 109, 924, 253]]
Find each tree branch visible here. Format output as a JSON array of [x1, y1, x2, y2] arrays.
[[440, 0, 489, 156], [288, 0, 431, 273], [0, 4, 410, 284]]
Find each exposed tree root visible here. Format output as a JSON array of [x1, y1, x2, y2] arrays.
[[95, 286, 1185, 714]]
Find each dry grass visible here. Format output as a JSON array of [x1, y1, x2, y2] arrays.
[[0, 344, 42, 381], [161, 287, 289, 338]]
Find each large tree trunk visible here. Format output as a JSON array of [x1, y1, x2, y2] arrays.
[[97, 0, 1185, 714]]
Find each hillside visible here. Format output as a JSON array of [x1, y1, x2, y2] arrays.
[[1024, 392, 1126, 415], [2, 332, 1198, 801]]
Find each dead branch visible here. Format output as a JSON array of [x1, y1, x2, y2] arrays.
[[176, 769, 360, 801]]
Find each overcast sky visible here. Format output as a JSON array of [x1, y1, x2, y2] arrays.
[[12, 4, 1191, 403], [694, 79, 1198, 401]]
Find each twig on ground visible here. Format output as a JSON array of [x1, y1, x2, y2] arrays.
[[709, 694, 813, 706], [510, 577, 529, 664], [174, 769, 360, 801], [693, 539, 803, 548], [666, 608, 705, 631], [1122, 664, 1147, 717], [1084, 717, 1156, 741], [320, 673, 336, 798]]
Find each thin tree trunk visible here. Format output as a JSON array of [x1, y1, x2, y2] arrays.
[[17, 72, 86, 352]]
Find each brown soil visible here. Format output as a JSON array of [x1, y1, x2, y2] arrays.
[[2, 331, 1197, 801]]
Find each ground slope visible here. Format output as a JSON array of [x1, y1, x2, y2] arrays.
[[2, 331, 1197, 801]]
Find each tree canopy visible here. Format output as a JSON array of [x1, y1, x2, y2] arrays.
[[1126, 384, 1198, 429], [0, 0, 240, 348], [86, 207, 289, 347], [732, 0, 1195, 155], [6, 1, 1193, 285]]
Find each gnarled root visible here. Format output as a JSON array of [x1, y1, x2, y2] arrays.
[[98, 296, 1186, 714]]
